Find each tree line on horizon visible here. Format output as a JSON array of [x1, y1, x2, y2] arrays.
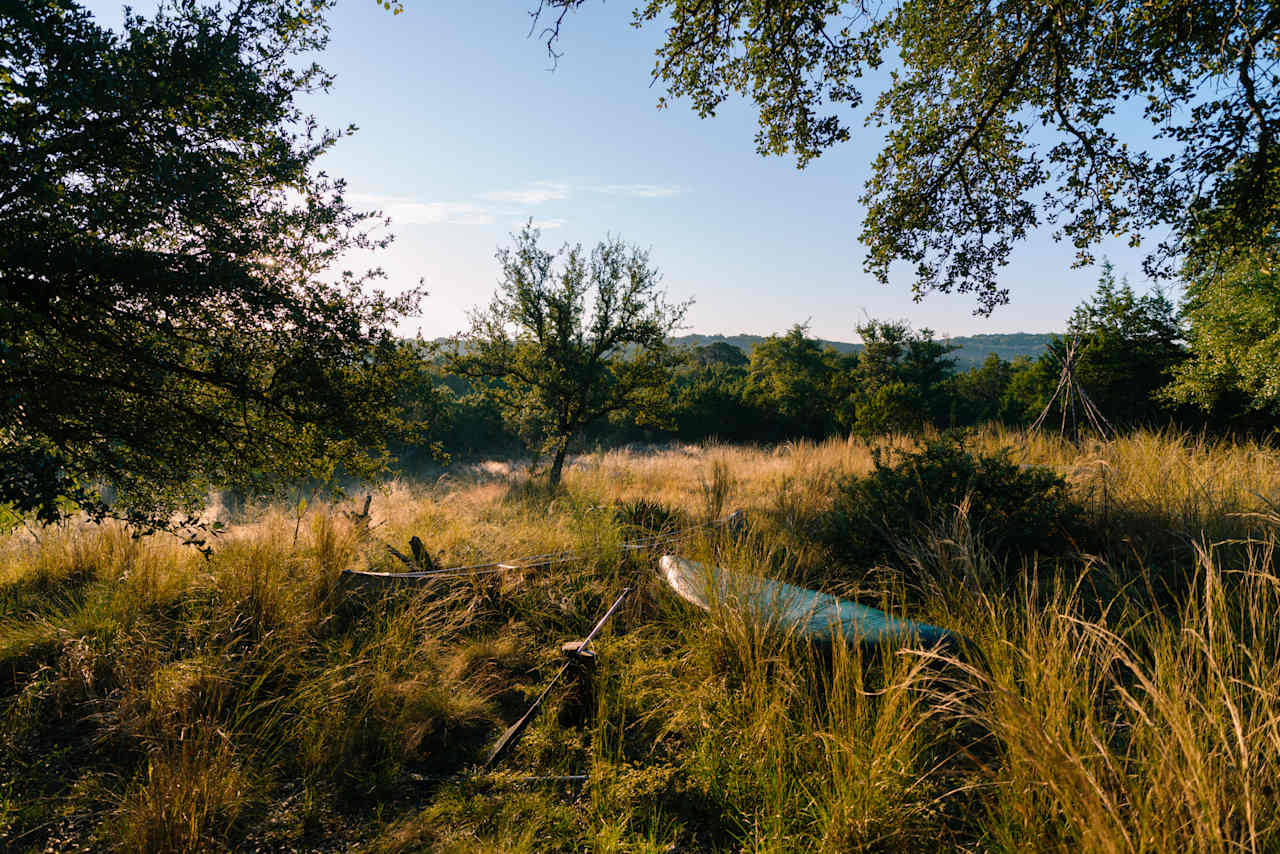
[[665, 331, 1057, 371], [404, 258, 1274, 482]]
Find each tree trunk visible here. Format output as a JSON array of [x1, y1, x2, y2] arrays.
[[548, 442, 568, 489]]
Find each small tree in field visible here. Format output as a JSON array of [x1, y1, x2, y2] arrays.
[[744, 325, 844, 439], [847, 320, 956, 436], [449, 224, 689, 488]]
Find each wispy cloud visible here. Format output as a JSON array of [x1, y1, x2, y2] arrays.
[[350, 179, 686, 229], [384, 201, 494, 226], [481, 182, 571, 205], [593, 183, 685, 198], [351, 193, 494, 226], [486, 181, 687, 203]]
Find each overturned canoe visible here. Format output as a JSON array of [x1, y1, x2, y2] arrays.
[[658, 554, 953, 647]]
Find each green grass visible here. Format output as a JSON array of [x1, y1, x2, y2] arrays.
[[1, 428, 1279, 851]]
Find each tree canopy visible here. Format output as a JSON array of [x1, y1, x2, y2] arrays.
[[447, 224, 689, 488], [533, 0, 1280, 313], [744, 324, 845, 438], [1165, 245, 1280, 418], [1059, 262, 1185, 426], [847, 320, 956, 435], [1, 0, 424, 533]]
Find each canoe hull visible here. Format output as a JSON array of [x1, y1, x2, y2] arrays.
[[658, 554, 952, 647]]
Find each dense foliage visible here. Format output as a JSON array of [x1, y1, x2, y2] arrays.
[[821, 436, 1082, 580], [0, 0, 424, 533], [408, 261, 1273, 469], [535, 0, 1280, 314], [1165, 245, 1280, 420], [845, 320, 957, 436], [416, 252, 1280, 467], [1061, 262, 1186, 426], [446, 224, 689, 487], [742, 325, 847, 439]]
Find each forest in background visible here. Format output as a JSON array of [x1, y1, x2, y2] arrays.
[[667, 331, 1054, 369], [415, 263, 1268, 477]]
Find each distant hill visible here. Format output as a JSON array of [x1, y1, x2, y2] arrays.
[[672, 332, 1057, 370]]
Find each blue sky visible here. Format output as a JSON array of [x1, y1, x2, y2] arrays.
[[85, 0, 1165, 341]]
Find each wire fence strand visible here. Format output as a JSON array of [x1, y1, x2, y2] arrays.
[[342, 510, 744, 585]]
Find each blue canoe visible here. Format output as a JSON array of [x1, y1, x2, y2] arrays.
[[658, 554, 954, 647]]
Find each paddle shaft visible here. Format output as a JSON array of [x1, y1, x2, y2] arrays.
[[483, 587, 633, 769], [577, 586, 633, 654]]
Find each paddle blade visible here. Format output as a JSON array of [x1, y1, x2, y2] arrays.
[[483, 709, 537, 769]]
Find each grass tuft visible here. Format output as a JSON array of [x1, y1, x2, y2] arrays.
[[2, 428, 1279, 850]]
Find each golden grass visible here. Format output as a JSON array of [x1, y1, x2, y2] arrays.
[[1, 427, 1279, 852], [113, 730, 254, 854]]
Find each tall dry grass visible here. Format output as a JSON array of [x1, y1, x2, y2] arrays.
[[1, 428, 1278, 851]]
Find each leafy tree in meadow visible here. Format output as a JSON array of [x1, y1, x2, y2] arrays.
[[743, 325, 846, 439], [533, 0, 1280, 313], [0, 0, 424, 533], [1164, 245, 1280, 422], [847, 321, 956, 435], [448, 224, 689, 488]]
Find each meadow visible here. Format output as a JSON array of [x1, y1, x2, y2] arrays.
[[2, 427, 1279, 853]]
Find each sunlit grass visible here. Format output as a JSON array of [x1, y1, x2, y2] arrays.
[[1, 427, 1278, 851]]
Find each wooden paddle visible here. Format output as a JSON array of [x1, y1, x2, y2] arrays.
[[483, 586, 633, 770]]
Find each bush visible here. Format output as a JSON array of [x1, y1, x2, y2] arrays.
[[613, 499, 690, 537], [822, 436, 1081, 576]]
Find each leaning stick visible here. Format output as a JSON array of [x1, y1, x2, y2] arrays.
[[483, 587, 633, 770]]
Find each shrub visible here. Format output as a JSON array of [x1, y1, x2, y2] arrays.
[[613, 499, 689, 537], [822, 435, 1081, 576]]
